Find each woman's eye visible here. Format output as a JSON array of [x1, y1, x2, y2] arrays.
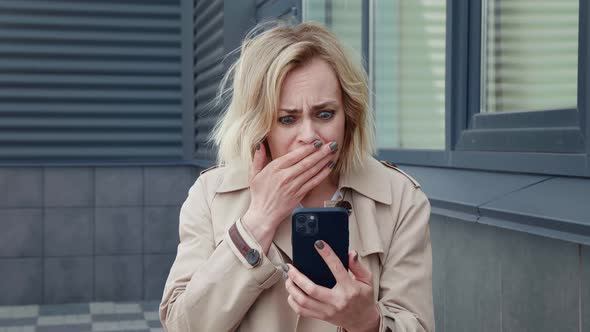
[[278, 116, 296, 125], [318, 110, 334, 120]]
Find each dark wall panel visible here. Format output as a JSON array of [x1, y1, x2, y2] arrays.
[[0, 0, 183, 162], [193, 0, 223, 161]]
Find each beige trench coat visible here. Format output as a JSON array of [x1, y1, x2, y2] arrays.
[[159, 156, 434, 332]]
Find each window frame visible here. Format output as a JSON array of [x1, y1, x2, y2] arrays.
[[373, 0, 590, 178]]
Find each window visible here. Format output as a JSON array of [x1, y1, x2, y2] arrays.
[[303, 0, 363, 56], [374, 0, 446, 149], [304, 0, 446, 150], [303, 0, 590, 177], [481, 0, 578, 113], [455, 0, 584, 155]]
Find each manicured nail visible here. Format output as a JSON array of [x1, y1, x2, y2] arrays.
[[255, 142, 260, 151], [280, 263, 289, 273], [313, 140, 323, 148], [353, 251, 359, 261], [314, 240, 324, 249], [329, 141, 338, 152], [328, 161, 335, 169]]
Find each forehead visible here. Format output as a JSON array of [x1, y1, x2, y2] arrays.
[[279, 57, 342, 107]]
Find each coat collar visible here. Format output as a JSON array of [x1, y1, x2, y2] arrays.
[[216, 156, 392, 205]]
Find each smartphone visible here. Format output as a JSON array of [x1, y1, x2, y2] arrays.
[[291, 207, 349, 288]]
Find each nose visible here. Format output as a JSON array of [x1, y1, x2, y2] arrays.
[[297, 118, 320, 144]]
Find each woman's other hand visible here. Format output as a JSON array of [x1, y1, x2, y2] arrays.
[[242, 140, 337, 253], [284, 242, 380, 332]]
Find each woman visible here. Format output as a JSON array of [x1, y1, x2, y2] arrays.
[[159, 22, 434, 332]]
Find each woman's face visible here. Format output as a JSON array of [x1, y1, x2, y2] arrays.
[[267, 57, 345, 163]]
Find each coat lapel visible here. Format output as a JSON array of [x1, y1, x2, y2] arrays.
[[338, 156, 393, 258], [347, 190, 385, 259]]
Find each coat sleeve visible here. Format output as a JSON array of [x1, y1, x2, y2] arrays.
[[159, 176, 283, 332], [377, 188, 435, 332]]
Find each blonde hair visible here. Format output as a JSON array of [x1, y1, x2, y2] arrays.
[[210, 21, 375, 175]]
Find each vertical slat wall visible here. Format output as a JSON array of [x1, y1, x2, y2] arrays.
[[193, 0, 224, 162], [0, 0, 183, 162]]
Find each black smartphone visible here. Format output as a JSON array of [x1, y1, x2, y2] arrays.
[[291, 207, 349, 288]]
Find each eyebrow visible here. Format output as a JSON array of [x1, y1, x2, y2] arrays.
[[279, 101, 339, 113]]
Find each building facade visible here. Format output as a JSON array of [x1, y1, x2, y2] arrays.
[[0, 1, 589, 331]]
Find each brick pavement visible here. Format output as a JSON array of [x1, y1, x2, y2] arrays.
[[0, 301, 163, 332]]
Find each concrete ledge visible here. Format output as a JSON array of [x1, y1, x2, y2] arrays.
[[401, 164, 590, 246]]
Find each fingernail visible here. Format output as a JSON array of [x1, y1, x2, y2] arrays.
[[353, 251, 359, 261], [314, 240, 324, 249], [280, 263, 289, 273], [282, 271, 288, 280], [313, 140, 323, 148], [328, 161, 335, 169], [329, 141, 338, 152], [255, 142, 260, 151]]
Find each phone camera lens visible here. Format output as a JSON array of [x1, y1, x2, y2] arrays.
[[296, 215, 306, 225]]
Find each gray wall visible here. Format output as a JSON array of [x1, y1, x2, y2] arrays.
[[0, 166, 198, 305], [431, 214, 590, 332]]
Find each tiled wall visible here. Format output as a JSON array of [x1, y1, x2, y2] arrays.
[[0, 166, 198, 305], [430, 214, 590, 332]]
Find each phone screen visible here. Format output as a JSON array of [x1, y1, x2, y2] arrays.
[[291, 207, 349, 288]]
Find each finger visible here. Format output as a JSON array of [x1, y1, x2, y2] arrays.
[[314, 240, 350, 284], [286, 264, 332, 303], [273, 140, 322, 169], [288, 148, 336, 192], [250, 139, 267, 180], [295, 160, 334, 198], [286, 141, 336, 180], [348, 250, 372, 285], [287, 295, 324, 320], [285, 278, 326, 312]]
